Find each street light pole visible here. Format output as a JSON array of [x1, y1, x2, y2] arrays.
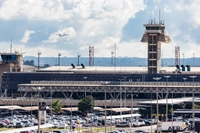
[[164, 75, 171, 121], [190, 75, 197, 132], [37, 51, 41, 70], [70, 87, 73, 132], [58, 53, 61, 66], [83, 77, 87, 97], [118, 79, 124, 119], [101, 81, 110, 133], [51, 87, 52, 117], [183, 78, 187, 97], [151, 91, 153, 133], [127, 93, 137, 133], [31, 91, 32, 117], [123, 76, 127, 107], [153, 77, 161, 133], [33, 87, 43, 133], [172, 91, 174, 133]]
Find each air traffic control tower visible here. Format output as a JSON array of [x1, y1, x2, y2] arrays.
[[141, 19, 171, 73]]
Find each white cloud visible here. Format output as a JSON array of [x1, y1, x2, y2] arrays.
[[20, 30, 35, 44], [43, 27, 77, 43], [1, 0, 200, 59]]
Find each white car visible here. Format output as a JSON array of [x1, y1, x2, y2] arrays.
[[131, 119, 145, 127], [58, 123, 68, 129], [116, 121, 130, 127]]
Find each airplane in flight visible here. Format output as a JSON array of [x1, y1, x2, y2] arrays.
[[57, 33, 68, 37]]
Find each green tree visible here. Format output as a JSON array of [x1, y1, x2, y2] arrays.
[[194, 103, 200, 109], [77, 96, 95, 115], [139, 107, 152, 119], [52, 99, 63, 115], [169, 107, 173, 114]]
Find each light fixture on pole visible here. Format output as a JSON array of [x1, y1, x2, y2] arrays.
[[190, 75, 197, 131], [183, 78, 187, 97], [164, 75, 171, 121], [101, 81, 110, 133], [83, 77, 87, 97], [37, 51, 41, 70], [58, 53, 61, 66], [153, 77, 161, 133]]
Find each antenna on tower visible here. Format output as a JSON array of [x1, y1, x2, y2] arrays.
[[114, 43, 117, 67], [175, 46, 180, 66], [89, 46, 94, 66], [77, 53, 81, 66], [10, 37, 12, 53], [193, 53, 195, 67], [159, 9, 161, 24], [162, 10, 164, 24], [149, 11, 153, 24], [111, 51, 114, 66]]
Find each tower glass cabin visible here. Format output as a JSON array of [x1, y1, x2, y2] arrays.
[[141, 20, 171, 73]]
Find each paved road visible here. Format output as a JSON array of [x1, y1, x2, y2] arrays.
[[116, 125, 157, 133], [80, 125, 157, 133]]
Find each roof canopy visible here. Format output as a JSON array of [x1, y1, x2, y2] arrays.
[[0, 106, 48, 111], [106, 107, 139, 112], [137, 97, 194, 105]]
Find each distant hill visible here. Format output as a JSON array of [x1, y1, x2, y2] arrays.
[[23, 56, 199, 67]]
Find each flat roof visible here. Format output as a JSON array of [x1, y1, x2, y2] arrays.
[[62, 107, 105, 112], [39, 66, 200, 74], [106, 113, 141, 119], [62, 107, 139, 112], [106, 107, 139, 112], [0, 106, 48, 111], [137, 97, 194, 105], [0, 124, 53, 133]]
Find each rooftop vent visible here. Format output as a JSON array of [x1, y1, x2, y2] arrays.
[[71, 63, 75, 68], [81, 63, 85, 68], [181, 65, 185, 71], [186, 65, 190, 71]]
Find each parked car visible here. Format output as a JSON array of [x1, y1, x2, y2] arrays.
[[144, 119, 151, 126], [116, 121, 130, 127], [82, 122, 97, 127], [21, 120, 34, 127], [147, 118, 157, 124], [131, 119, 145, 127], [53, 129, 69, 133], [118, 129, 127, 133], [8, 121, 16, 128], [15, 122, 25, 128], [108, 131, 121, 133], [58, 123, 68, 129], [133, 130, 148, 133], [0, 121, 8, 128]]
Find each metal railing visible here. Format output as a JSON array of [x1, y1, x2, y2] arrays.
[[31, 80, 200, 86]]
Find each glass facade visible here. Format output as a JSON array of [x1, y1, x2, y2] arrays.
[[1, 55, 17, 63], [1, 72, 199, 99]]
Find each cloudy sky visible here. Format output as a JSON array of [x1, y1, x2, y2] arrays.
[[0, 0, 199, 58]]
